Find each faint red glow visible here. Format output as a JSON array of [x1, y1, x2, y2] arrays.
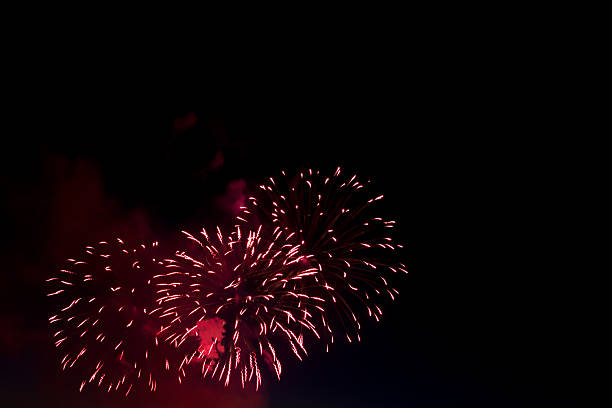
[[215, 179, 247, 216], [209, 150, 224, 169], [172, 112, 198, 133]]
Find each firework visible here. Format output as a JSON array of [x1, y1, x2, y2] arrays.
[[47, 238, 184, 396], [237, 167, 407, 349], [152, 225, 324, 390]]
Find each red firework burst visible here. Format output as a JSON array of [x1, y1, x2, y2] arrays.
[[237, 167, 407, 349], [47, 238, 187, 396], [151, 225, 325, 390]]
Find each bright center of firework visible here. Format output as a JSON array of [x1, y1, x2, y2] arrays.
[[194, 317, 226, 360]]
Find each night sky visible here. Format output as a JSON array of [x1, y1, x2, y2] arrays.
[[1, 80, 591, 407]]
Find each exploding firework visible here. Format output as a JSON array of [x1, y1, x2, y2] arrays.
[[237, 167, 407, 349], [47, 238, 184, 396], [151, 225, 324, 390], [46, 165, 408, 396]]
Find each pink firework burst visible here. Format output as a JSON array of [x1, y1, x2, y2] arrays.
[[47, 238, 186, 396], [152, 225, 324, 390], [237, 167, 407, 350]]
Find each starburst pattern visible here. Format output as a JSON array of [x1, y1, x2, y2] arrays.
[[47, 165, 407, 396], [47, 239, 182, 396], [237, 167, 407, 348], [151, 225, 324, 390]]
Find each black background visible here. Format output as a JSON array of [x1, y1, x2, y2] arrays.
[[0, 68, 592, 407]]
